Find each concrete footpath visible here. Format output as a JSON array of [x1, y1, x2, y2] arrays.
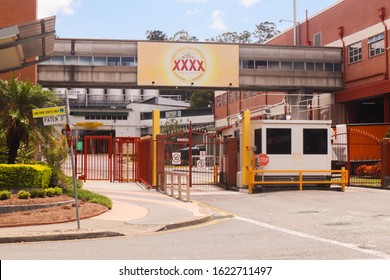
[[0, 181, 219, 243]]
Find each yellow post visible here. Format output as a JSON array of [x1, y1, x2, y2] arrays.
[[241, 110, 251, 192], [341, 167, 346, 192], [152, 110, 160, 187], [299, 171, 303, 191]]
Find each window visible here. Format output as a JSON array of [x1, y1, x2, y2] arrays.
[[294, 62, 305, 70], [51, 56, 65, 64], [306, 62, 315, 71], [229, 92, 234, 103], [369, 33, 385, 57], [254, 129, 262, 154], [268, 61, 280, 70], [313, 32, 322, 47], [303, 129, 328, 154], [281, 61, 293, 70], [314, 62, 323, 71], [94, 57, 107, 65], [241, 60, 255, 69], [255, 60, 267, 69], [266, 128, 291, 154], [107, 56, 121, 66], [325, 63, 334, 71], [79, 56, 93, 65], [348, 42, 362, 63], [223, 93, 227, 105], [236, 91, 241, 101], [216, 96, 221, 107], [65, 56, 78, 65], [122, 57, 135, 66]]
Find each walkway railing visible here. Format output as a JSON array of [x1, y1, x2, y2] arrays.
[[158, 172, 190, 202], [247, 167, 348, 194]]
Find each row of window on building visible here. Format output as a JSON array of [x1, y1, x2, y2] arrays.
[[41, 56, 138, 66], [42, 55, 341, 72], [216, 91, 264, 107], [348, 33, 385, 64], [254, 128, 328, 155]]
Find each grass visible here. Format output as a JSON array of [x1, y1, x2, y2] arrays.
[[65, 188, 112, 210]]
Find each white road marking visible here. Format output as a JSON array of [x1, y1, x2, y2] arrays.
[[236, 217, 390, 259]]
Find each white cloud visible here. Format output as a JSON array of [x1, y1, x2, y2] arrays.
[[38, 0, 80, 18], [210, 10, 227, 31], [240, 0, 260, 8]]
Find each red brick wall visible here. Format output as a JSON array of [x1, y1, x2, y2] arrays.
[[269, 0, 390, 46], [267, 0, 390, 121], [0, 0, 37, 82]]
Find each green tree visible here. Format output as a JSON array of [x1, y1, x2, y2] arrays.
[[146, 30, 168, 41], [0, 78, 60, 164], [190, 91, 213, 108], [207, 31, 252, 43], [170, 30, 199, 42], [161, 117, 182, 135], [42, 134, 69, 186], [252, 21, 280, 43]]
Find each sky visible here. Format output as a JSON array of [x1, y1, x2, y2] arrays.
[[37, 0, 341, 41]]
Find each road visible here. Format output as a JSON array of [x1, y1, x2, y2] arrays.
[[1, 187, 390, 260]]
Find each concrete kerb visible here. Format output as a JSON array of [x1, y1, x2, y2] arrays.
[[0, 200, 217, 244]]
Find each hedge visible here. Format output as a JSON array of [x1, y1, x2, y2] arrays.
[[0, 164, 52, 190]]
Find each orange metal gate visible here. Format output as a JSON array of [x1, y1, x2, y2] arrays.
[[332, 127, 381, 187]]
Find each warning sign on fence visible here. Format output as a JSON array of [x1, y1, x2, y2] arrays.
[[197, 159, 206, 170], [172, 152, 181, 165]]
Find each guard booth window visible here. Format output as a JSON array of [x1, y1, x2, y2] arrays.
[[266, 128, 291, 154], [254, 129, 262, 153], [303, 129, 328, 154]]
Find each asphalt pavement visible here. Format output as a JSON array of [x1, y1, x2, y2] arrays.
[[0, 181, 219, 243]]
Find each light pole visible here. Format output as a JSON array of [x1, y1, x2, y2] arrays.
[[279, 0, 298, 46]]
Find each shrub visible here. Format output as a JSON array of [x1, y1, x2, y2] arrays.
[[355, 164, 367, 176], [0, 164, 52, 189], [355, 163, 381, 178], [18, 190, 31, 199], [0, 190, 11, 200], [45, 188, 56, 197], [30, 188, 46, 198], [53, 186, 63, 196]]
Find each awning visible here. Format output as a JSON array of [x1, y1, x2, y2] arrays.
[[0, 16, 56, 73]]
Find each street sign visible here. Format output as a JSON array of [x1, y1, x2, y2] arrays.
[[42, 115, 66, 126], [75, 122, 103, 129], [172, 152, 181, 165], [32, 106, 66, 118], [257, 153, 270, 166], [200, 151, 206, 160], [66, 89, 79, 99], [76, 141, 83, 151]]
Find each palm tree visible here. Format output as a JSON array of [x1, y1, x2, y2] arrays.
[[0, 78, 60, 164]]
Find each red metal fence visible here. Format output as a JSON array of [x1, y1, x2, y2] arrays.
[[113, 137, 139, 182], [157, 125, 225, 189], [83, 136, 113, 181], [138, 137, 153, 188]]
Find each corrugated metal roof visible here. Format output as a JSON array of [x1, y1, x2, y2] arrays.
[[0, 16, 56, 73]]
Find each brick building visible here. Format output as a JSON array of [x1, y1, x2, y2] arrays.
[[267, 0, 390, 125], [0, 0, 37, 82]]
